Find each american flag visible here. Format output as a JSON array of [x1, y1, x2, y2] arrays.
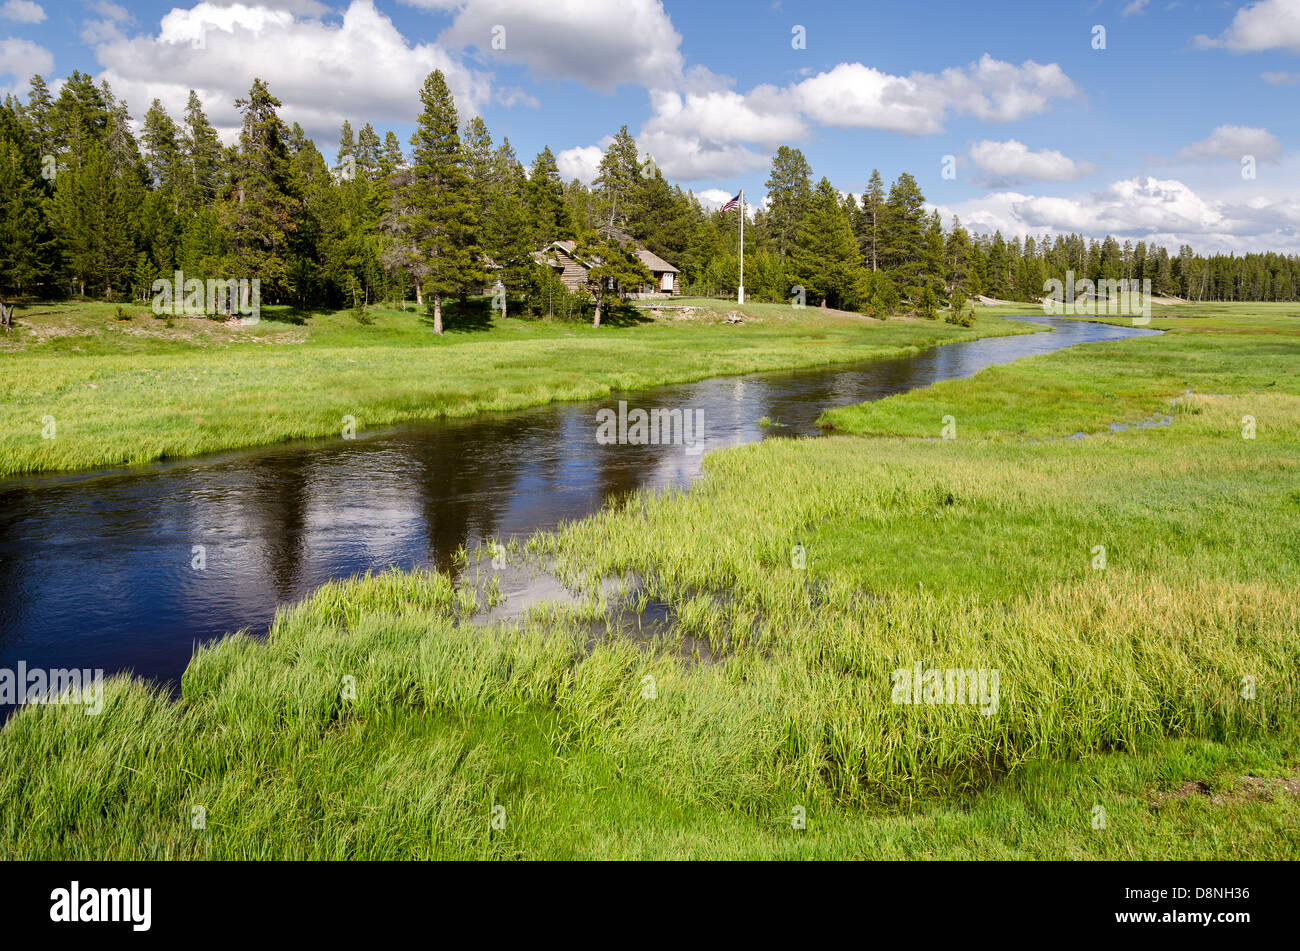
[[719, 193, 741, 212]]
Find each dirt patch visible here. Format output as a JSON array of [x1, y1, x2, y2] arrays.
[[643, 305, 749, 325], [1, 311, 308, 351], [1150, 773, 1300, 807]]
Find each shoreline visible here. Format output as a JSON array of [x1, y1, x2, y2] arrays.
[[0, 300, 1038, 479]]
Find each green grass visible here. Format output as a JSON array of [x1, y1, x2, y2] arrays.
[[1, 304, 1297, 858], [0, 297, 1028, 476]]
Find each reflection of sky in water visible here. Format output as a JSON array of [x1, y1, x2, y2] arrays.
[[0, 318, 1157, 689]]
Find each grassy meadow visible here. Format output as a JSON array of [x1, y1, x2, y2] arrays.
[[0, 296, 1029, 477], [2, 304, 1297, 859]]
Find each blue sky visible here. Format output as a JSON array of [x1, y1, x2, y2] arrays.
[[3, 0, 1299, 252]]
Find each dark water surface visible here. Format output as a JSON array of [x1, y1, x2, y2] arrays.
[[0, 317, 1157, 688]]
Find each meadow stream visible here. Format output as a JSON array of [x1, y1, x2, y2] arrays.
[[0, 316, 1159, 693]]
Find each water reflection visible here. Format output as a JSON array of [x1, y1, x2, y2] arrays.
[[0, 317, 1156, 689]]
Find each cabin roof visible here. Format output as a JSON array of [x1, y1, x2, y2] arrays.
[[542, 237, 679, 274]]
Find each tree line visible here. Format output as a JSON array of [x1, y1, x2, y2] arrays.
[[2, 70, 1298, 329]]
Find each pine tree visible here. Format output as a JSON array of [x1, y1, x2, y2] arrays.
[[0, 118, 52, 296], [788, 178, 866, 310], [859, 168, 885, 271], [355, 123, 382, 180], [881, 172, 927, 296], [945, 217, 972, 294], [52, 142, 135, 298], [381, 131, 404, 175], [400, 69, 482, 333], [50, 71, 108, 172], [764, 145, 812, 257], [139, 100, 185, 277], [922, 211, 946, 297], [593, 125, 640, 231], [483, 138, 535, 320], [182, 91, 223, 210], [334, 119, 356, 178], [986, 233, 1011, 299], [19, 75, 55, 160], [527, 146, 567, 244], [572, 230, 652, 327], [321, 120, 383, 311], [225, 78, 301, 301]]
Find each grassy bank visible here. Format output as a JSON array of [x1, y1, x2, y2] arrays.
[[2, 307, 1297, 858], [0, 297, 1029, 477]]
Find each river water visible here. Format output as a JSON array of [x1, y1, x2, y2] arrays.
[[0, 316, 1157, 690]]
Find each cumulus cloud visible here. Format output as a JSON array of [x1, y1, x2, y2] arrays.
[[88, 1, 490, 144], [636, 82, 796, 179], [555, 144, 603, 183], [637, 54, 1079, 181], [695, 188, 733, 208], [0, 37, 52, 94], [1, 0, 45, 23], [967, 139, 1097, 186], [1121, 0, 1150, 17], [1193, 0, 1300, 54], [407, 0, 684, 92], [1177, 125, 1282, 164], [637, 129, 768, 180], [789, 56, 1077, 135], [935, 175, 1300, 253], [643, 86, 804, 146]]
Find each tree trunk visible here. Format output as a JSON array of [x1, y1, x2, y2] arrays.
[[592, 291, 602, 328], [414, 277, 423, 306], [0, 302, 11, 332], [433, 292, 443, 334]]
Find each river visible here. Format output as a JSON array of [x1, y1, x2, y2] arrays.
[[0, 316, 1157, 691]]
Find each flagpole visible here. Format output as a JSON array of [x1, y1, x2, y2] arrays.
[[738, 189, 745, 305]]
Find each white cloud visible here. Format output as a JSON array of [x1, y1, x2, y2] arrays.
[[637, 129, 769, 180], [87, 1, 131, 20], [1, 0, 45, 23], [696, 188, 732, 208], [1261, 70, 1300, 85], [197, 0, 329, 12], [936, 174, 1300, 253], [0, 37, 52, 94], [555, 144, 603, 183], [968, 139, 1097, 186], [408, 0, 684, 92], [790, 56, 1077, 135], [643, 86, 805, 147], [1178, 125, 1282, 164], [1122, 0, 1150, 17], [89, 1, 491, 145], [1193, 0, 1300, 54], [638, 54, 1079, 181]]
